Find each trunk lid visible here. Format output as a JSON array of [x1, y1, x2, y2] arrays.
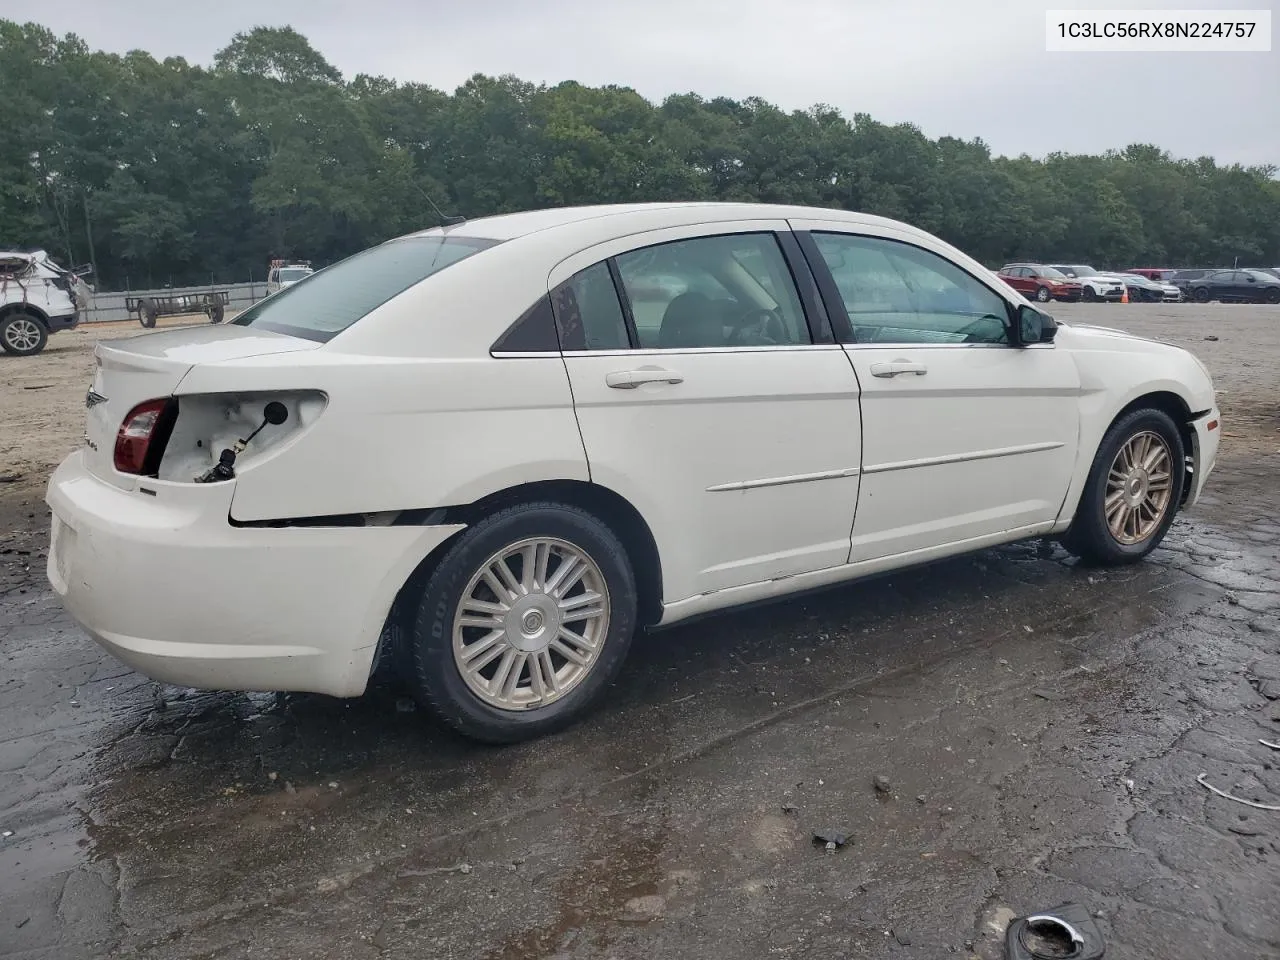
[[84, 326, 320, 488]]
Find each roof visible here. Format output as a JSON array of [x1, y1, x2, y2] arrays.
[[406, 202, 911, 243]]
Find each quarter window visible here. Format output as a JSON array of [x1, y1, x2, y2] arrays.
[[551, 262, 630, 351], [811, 233, 1011, 345], [614, 233, 810, 349]]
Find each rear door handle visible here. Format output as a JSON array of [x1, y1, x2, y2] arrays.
[[606, 367, 684, 389], [869, 360, 928, 378]]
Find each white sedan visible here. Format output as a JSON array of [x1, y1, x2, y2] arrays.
[[46, 203, 1220, 742]]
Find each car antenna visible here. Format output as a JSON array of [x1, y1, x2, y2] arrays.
[[413, 183, 466, 228]]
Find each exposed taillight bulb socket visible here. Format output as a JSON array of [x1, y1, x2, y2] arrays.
[[195, 401, 289, 483]]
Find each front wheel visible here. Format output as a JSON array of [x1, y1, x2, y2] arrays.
[[0, 313, 48, 356], [409, 502, 638, 743], [1081, 287, 1096, 302], [1062, 408, 1186, 566], [1263, 288, 1280, 304], [1193, 287, 1210, 303]]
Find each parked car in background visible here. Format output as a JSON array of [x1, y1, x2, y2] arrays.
[[1166, 269, 1215, 295], [47, 202, 1221, 743], [1186, 269, 1280, 303], [997, 263, 1083, 302], [1126, 267, 1177, 282], [0, 249, 90, 356], [1246, 267, 1280, 279], [1046, 264, 1127, 301], [1117, 272, 1182, 302], [266, 259, 315, 296]]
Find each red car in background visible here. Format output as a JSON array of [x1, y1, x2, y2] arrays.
[[997, 263, 1083, 302], [1127, 267, 1177, 281]]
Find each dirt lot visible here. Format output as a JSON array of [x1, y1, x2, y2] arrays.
[[1, 302, 1278, 960]]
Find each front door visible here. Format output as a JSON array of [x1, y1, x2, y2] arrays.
[[791, 222, 1082, 563], [552, 223, 863, 604]]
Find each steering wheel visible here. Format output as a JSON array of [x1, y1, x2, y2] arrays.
[[725, 307, 786, 346], [952, 314, 1009, 344]]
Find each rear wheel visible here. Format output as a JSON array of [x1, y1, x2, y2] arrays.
[[0, 313, 48, 356], [1062, 408, 1185, 566], [1035, 286, 1051, 302], [139, 299, 158, 328], [408, 502, 638, 743], [1263, 288, 1280, 304]]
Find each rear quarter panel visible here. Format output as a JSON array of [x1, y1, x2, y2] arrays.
[[176, 352, 589, 522]]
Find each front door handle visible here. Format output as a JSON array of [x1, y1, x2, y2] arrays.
[[606, 367, 684, 389], [869, 360, 928, 378]]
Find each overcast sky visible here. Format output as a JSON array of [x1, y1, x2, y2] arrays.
[[4, 0, 1277, 168]]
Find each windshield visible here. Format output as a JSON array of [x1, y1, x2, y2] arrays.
[[1244, 269, 1277, 282], [1037, 267, 1068, 279], [278, 268, 312, 282], [1067, 265, 1098, 277], [235, 235, 499, 342]]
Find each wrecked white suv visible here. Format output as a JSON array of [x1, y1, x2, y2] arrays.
[[1, 249, 89, 356], [46, 203, 1220, 743]]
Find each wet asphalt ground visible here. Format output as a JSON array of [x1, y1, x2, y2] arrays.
[[1, 302, 1278, 959]]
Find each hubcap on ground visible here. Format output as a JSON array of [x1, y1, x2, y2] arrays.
[[4, 319, 41, 351], [452, 537, 610, 711], [1105, 431, 1174, 545]]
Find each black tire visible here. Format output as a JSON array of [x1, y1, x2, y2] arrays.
[[1081, 286, 1096, 302], [1062, 407, 1186, 566], [140, 299, 158, 328], [1035, 286, 1051, 303], [0, 313, 48, 356], [208, 302, 225, 324], [1263, 288, 1280, 305], [1192, 287, 1210, 303], [408, 502, 638, 743]]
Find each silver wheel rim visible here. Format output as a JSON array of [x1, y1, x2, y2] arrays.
[[453, 537, 610, 711], [1105, 431, 1174, 545], [4, 318, 42, 351]]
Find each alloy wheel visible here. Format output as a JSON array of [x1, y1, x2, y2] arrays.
[[1105, 431, 1174, 545], [452, 537, 611, 711], [3, 318, 42, 352]]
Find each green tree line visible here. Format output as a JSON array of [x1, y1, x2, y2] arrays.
[[1, 21, 1277, 290]]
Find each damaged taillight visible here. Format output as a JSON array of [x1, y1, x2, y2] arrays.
[[114, 398, 177, 475]]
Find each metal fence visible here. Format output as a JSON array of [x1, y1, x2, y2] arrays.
[[81, 281, 269, 323]]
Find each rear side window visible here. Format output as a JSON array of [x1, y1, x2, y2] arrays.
[[233, 235, 499, 342]]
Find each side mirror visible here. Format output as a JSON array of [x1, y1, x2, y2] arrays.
[[1017, 304, 1056, 345]]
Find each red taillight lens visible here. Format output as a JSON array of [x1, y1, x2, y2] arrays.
[[114, 398, 174, 475]]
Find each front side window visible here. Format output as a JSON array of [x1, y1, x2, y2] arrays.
[[614, 233, 810, 349], [811, 233, 1011, 345], [234, 235, 498, 342]]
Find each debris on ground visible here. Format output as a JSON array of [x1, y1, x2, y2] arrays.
[[395, 697, 416, 713], [1, 830, 12, 838], [1196, 773, 1280, 811], [1260, 739, 1280, 751], [1005, 903, 1105, 960], [873, 775, 892, 795], [1204, 335, 1220, 341], [781, 803, 798, 816], [812, 828, 849, 853]]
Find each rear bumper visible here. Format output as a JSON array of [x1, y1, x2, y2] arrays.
[[46, 310, 80, 333], [1187, 408, 1220, 508], [46, 452, 463, 697]]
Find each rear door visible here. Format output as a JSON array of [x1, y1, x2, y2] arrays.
[[790, 220, 1082, 562], [1000, 267, 1031, 295], [553, 222, 863, 603]]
